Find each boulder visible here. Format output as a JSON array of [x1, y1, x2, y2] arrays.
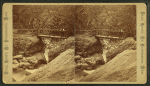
[[75, 34, 103, 58], [23, 49, 75, 82], [13, 63, 20, 70], [82, 53, 105, 65], [76, 53, 105, 70], [13, 61, 32, 70], [75, 55, 81, 63], [80, 50, 136, 82], [106, 37, 136, 62], [13, 60, 18, 64], [27, 65, 35, 70], [13, 55, 23, 60], [75, 62, 89, 70], [18, 59, 23, 63], [48, 37, 75, 62], [128, 41, 136, 50], [19, 51, 25, 55], [26, 52, 47, 64], [19, 62, 31, 68], [23, 52, 46, 69], [22, 57, 27, 62], [13, 35, 44, 56], [12, 52, 46, 71], [26, 56, 37, 64]]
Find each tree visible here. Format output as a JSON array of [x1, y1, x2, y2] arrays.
[[75, 5, 136, 37], [13, 5, 74, 35]]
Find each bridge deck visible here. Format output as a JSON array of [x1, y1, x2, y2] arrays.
[[96, 35, 123, 39], [38, 35, 123, 39], [38, 35, 67, 39], [15, 29, 126, 39]]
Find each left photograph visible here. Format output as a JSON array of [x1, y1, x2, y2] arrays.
[[12, 5, 75, 82]]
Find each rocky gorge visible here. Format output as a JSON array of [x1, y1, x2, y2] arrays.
[[13, 32, 136, 82]]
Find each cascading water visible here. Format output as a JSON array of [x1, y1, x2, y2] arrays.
[[102, 50, 108, 63], [44, 48, 50, 63], [42, 37, 51, 63]]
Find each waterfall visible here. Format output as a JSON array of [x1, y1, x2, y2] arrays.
[[41, 37, 51, 63], [102, 50, 108, 63], [44, 48, 49, 63]]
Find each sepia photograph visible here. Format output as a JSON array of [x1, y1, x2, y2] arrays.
[[12, 5, 75, 82], [74, 5, 136, 82], [12, 5, 137, 82], [2, 3, 146, 84]]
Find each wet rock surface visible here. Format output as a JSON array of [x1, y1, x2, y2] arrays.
[[13, 52, 46, 71], [13, 52, 47, 82], [13, 55, 23, 60], [75, 53, 105, 70]]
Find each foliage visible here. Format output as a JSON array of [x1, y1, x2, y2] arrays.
[[13, 5, 74, 35], [13, 5, 136, 37], [75, 5, 136, 37]]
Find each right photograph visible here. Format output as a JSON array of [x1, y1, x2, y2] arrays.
[[74, 5, 136, 82]]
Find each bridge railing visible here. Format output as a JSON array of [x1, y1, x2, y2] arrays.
[[14, 29, 69, 38], [14, 29, 132, 39], [75, 29, 132, 39]]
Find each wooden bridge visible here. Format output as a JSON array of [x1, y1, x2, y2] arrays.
[[14, 28, 132, 40], [15, 28, 68, 37], [14, 28, 69, 42], [75, 29, 132, 40]]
